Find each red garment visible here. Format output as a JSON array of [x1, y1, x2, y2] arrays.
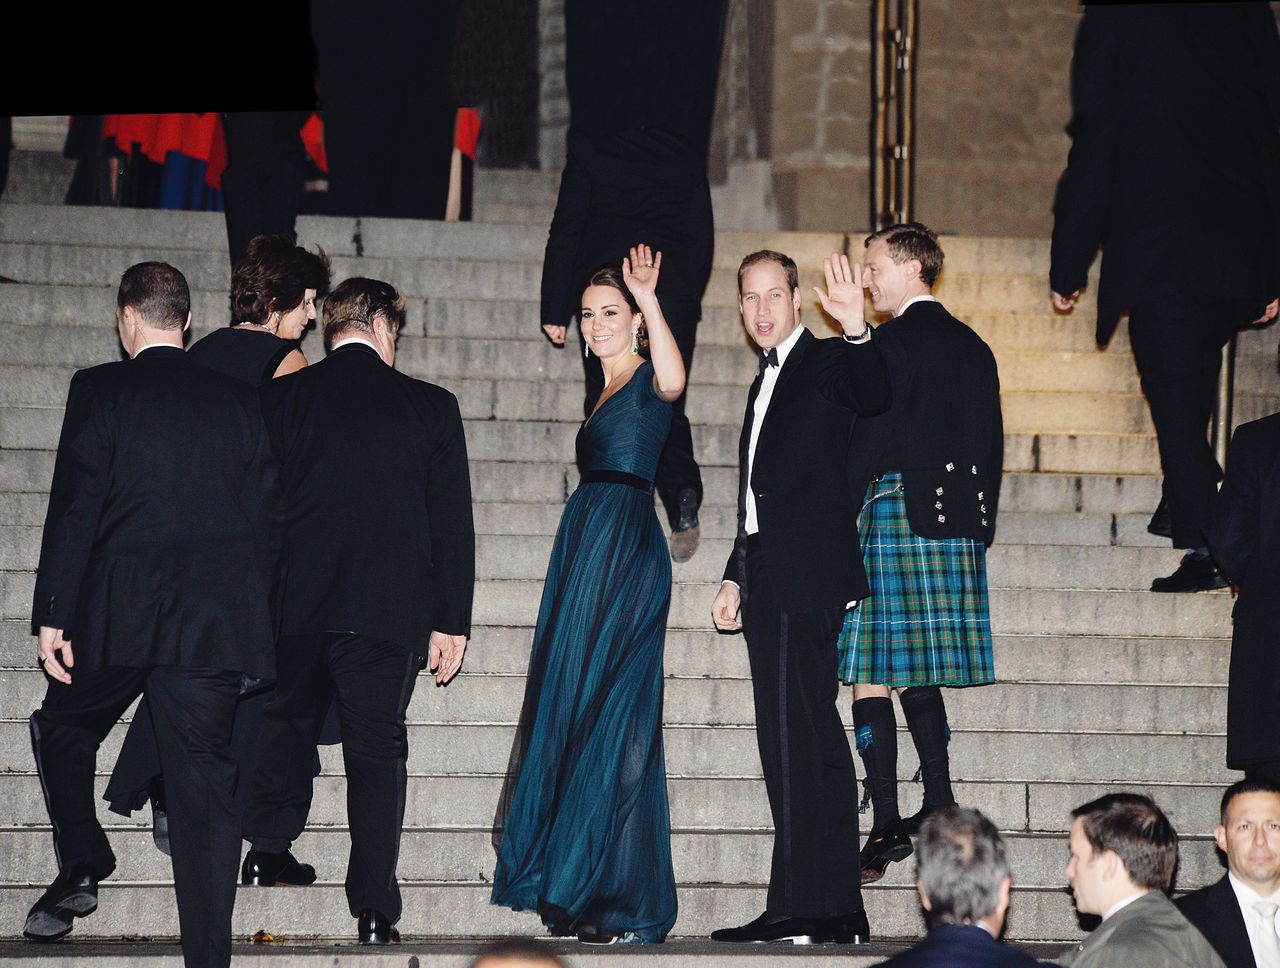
[[454, 108, 481, 160], [300, 112, 328, 173], [102, 114, 227, 189]]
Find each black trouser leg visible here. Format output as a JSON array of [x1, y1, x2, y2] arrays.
[[327, 634, 418, 921], [243, 634, 334, 852], [145, 667, 241, 968], [30, 667, 150, 877], [221, 112, 308, 265], [653, 305, 702, 528], [1128, 300, 1230, 549], [899, 687, 955, 810], [742, 543, 862, 919], [853, 696, 899, 832]]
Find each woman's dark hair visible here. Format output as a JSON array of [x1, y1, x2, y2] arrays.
[[230, 233, 331, 326], [582, 264, 647, 350]]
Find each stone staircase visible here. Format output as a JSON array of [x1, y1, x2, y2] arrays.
[[0, 179, 1276, 956]]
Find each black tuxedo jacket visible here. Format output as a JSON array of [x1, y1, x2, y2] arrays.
[[722, 327, 891, 612], [1175, 875, 1255, 968], [1207, 412, 1280, 770], [848, 300, 1003, 545], [260, 343, 474, 654], [879, 923, 1048, 968], [1049, 3, 1280, 345], [32, 346, 279, 678]]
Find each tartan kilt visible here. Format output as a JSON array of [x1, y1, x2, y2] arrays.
[[838, 473, 995, 687]]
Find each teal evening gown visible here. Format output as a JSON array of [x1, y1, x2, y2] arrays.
[[491, 360, 678, 943]]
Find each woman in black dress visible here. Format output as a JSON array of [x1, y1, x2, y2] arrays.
[[103, 234, 330, 859]]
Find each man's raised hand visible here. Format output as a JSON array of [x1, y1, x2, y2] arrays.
[[814, 253, 868, 337]]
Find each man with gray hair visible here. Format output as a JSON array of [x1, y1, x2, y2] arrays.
[[878, 806, 1046, 966]]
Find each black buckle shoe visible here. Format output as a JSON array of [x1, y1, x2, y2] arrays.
[[859, 822, 914, 884], [241, 848, 317, 887], [1150, 553, 1228, 593], [357, 908, 400, 944], [23, 865, 103, 941]]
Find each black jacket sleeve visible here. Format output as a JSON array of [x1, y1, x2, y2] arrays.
[[1050, 8, 1124, 297], [426, 391, 475, 636], [813, 333, 892, 417], [1207, 424, 1260, 586], [539, 142, 594, 331], [31, 370, 113, 633]]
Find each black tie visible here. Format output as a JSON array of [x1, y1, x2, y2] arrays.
[[759, 347, 779, 371]]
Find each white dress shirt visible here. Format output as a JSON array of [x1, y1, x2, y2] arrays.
[[133, 341, 182, 357], [896, 293, 937, 317], [1101, 890, 1147, 921], [330, 335, 381, 354], [1229, 872, 1280, 967], [745, 324, 806, 535]]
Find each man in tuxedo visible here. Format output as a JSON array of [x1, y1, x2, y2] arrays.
[[23, 262, 279, 968], [1049, 2, 1280, 593], [1061, 793, 1224, 968], [1207, 413, 1280, 780], [879, 806, 1046, 967], [709, 250, 890, 944], [1177, 780, 1280, 968], [240, 277, 475, 945]]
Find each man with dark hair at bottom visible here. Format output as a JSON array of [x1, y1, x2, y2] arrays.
[[1061, 793, 1224, 968], [23, 262, 279, 968], [1177, 780, 1280, 968], [878, 806, 1048, 966], [240, 277, 475, 945]]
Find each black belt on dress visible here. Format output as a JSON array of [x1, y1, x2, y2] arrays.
[[580, 469, 653, 493]]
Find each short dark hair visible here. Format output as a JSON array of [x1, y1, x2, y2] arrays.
[[864, 222, 944, 287], [1220, 778, 1280, 824], [230, 233, 331, 326], [117, 262, 190, 330], [468, 939, 566, 968], [916, 806, 1011, 927], [322, 277, 407, 351], [582, 263, 647, 349], [1072, 793, 1178, 891], [737, 249, 799, 296]]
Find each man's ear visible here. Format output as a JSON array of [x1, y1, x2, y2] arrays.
[[905, 258, 922, 282], [183, 311, 192, 333], [915, 881, 932, 911], [791, 287, 802, 313], [1214, 824, 1228, 854]]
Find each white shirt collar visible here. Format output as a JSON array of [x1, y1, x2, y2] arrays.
[[1229, 871, 1280, 908], [330, 335, 381, 354], [133, 341, 181, 357], [1102, 890, 1148, 921], [896, 293, 937, 317], [771, 322, 806, 367]]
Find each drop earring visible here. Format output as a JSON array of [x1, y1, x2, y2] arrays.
[[631, 328, 639, 355]]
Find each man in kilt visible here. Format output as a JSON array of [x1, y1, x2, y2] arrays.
[[841, 223, 1003, 883]]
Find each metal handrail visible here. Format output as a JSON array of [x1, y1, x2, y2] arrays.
[[870, 0, 919, 229]]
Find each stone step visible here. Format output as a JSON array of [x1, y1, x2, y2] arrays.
[[0, 718, 1232, 785], [0, 669, 1224, 736], [0, 880, 1095, 944], [0, 824, 1228, 895], [0, 617, 1229, 685], [0, 772, 1227, 844]]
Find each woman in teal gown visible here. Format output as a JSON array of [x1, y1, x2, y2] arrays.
[[491, 246, 686, 944]]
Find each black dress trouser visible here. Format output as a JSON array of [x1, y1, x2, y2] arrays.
[[580, 303, 703, 528], [31, 666, 242, 968], [242, 632, 418, 921], [1127, 296, 1231, 549], [741, 538, 863, 919], [220, 112, 308, 266]]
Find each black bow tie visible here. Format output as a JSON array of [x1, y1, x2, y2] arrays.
[[759, 347, 779, 371]]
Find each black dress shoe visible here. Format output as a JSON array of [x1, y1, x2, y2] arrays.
[[1146, 497, 1172, 539], [859, 821, 914, 884], [710, 910, 822, 943], [357, 908, 400, 944], [1150, 553, 1228, 593], [240, 848, 317, 886], [23, 865, 102, 941], [815, 909, 872, 944], [899, 802, 957, 837]]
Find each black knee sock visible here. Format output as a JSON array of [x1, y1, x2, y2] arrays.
[[900, 686, 955, 809], [853, 696, 899, 832]]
